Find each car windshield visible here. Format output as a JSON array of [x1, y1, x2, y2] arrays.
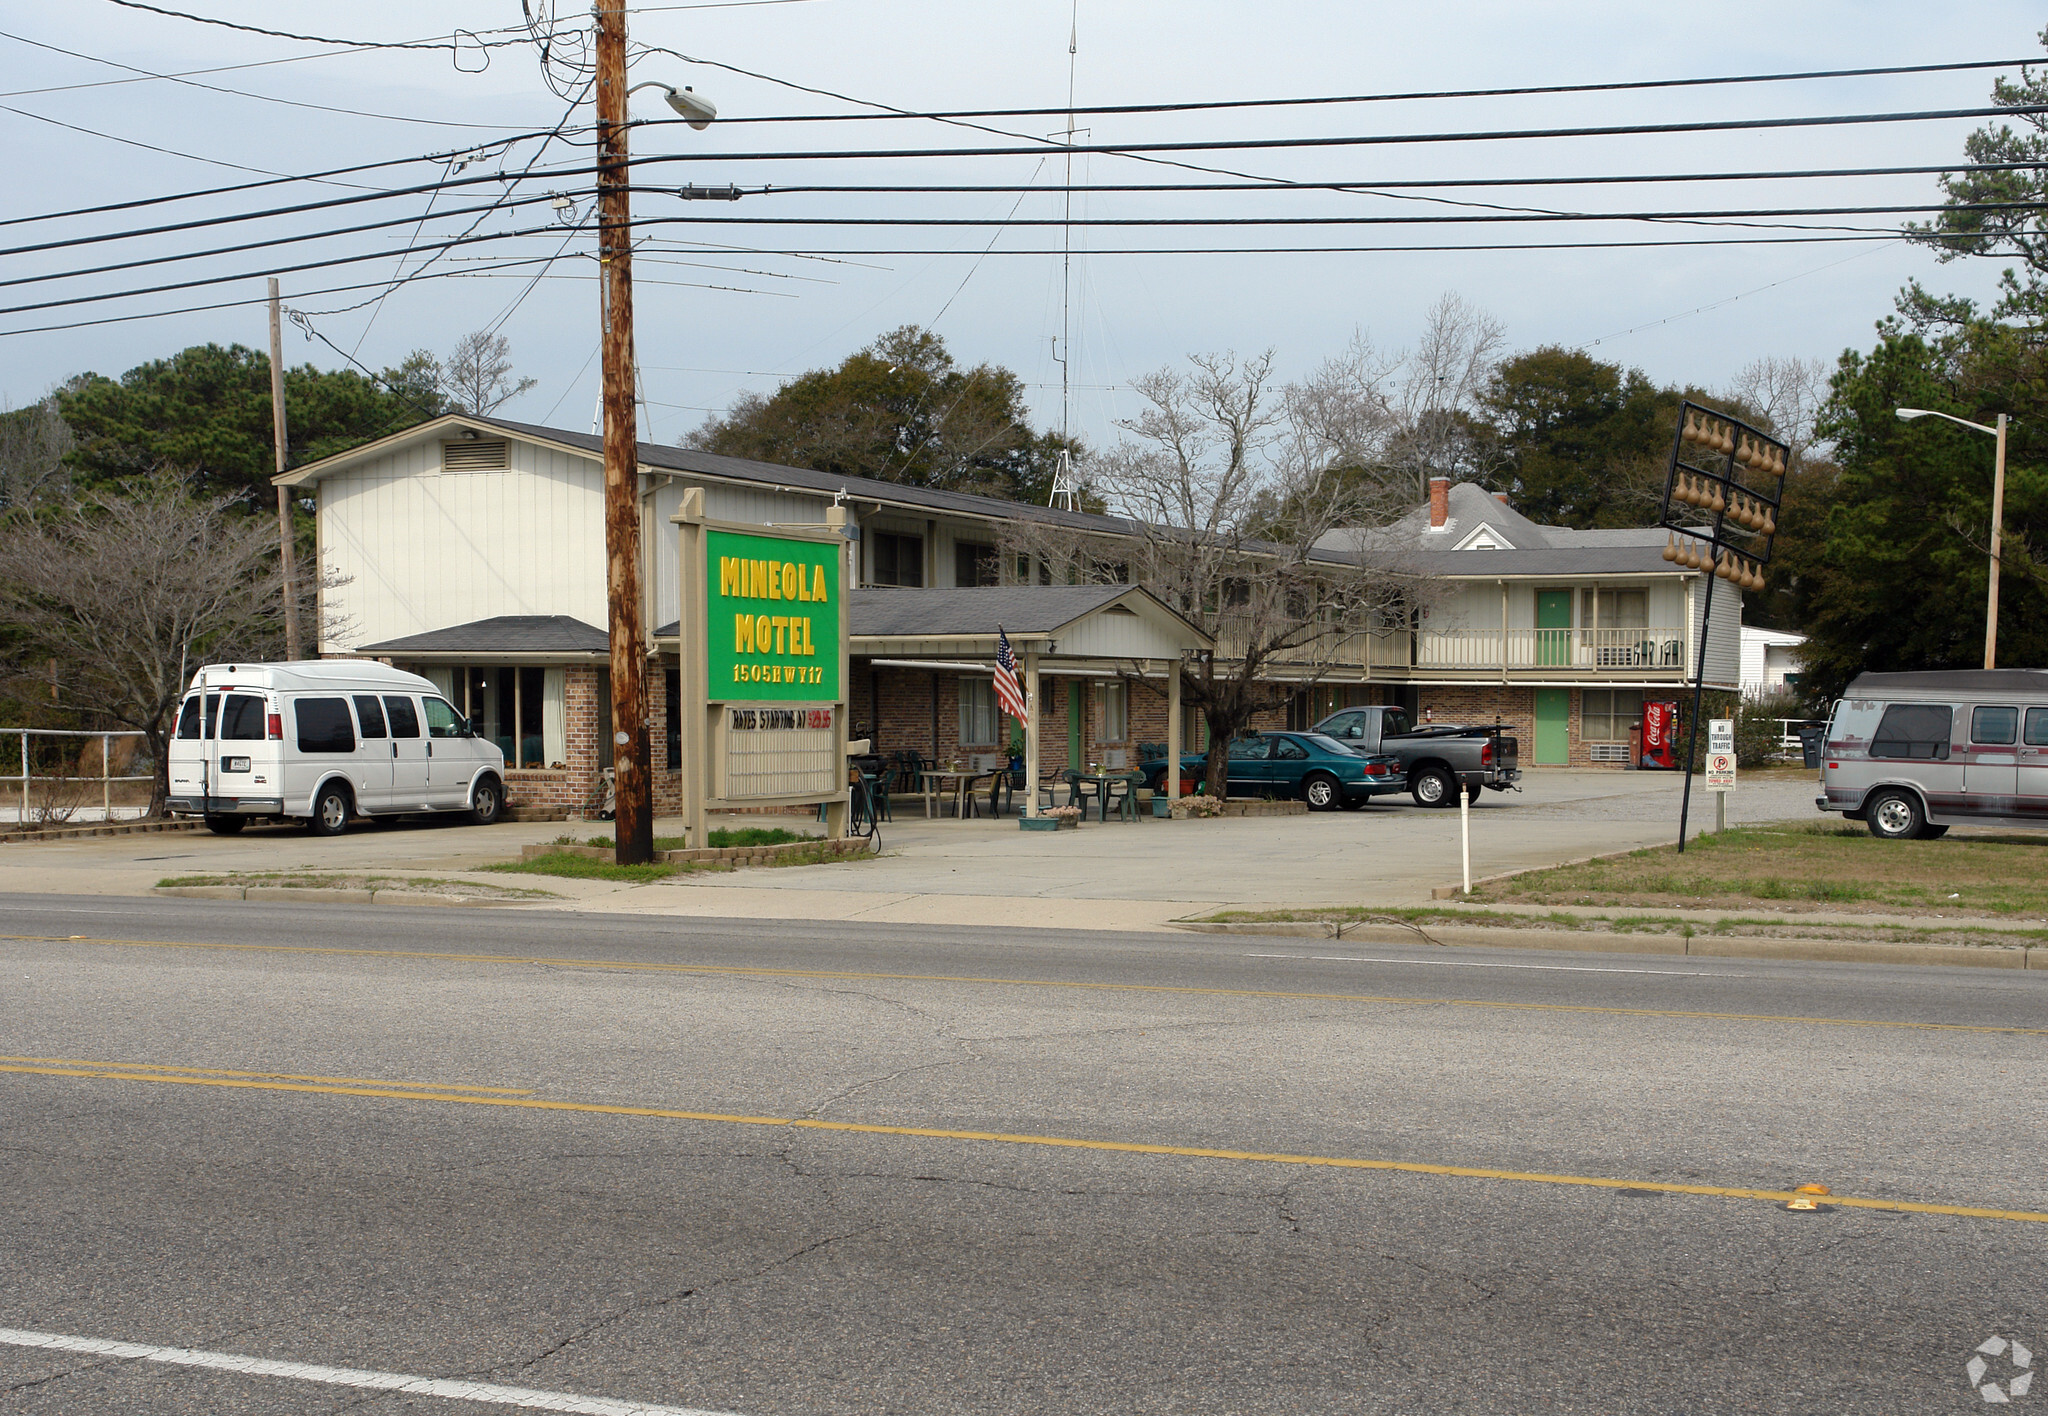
[[1298, 733, 1354, 755]]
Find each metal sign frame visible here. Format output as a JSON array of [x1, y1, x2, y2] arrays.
[[1663, 401, 1791, 852], [672, 488, 853, 846]]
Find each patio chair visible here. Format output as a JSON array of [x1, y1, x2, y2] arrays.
[[1036, 769, 1068, 811], [1066, 769, 1103, 819]]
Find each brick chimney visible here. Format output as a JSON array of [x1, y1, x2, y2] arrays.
[[1494, 491, 1511, 507], [1428, 477, 1450, 528]]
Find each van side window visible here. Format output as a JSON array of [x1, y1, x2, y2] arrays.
[[383, 696, 420, 739], [1869, 704, 1952, 760], [2028, 708, 2048, 746], [422, 697, 465, 739], [352, 695, 388, 738], [1972, 706, 2017, 745], [295, 698, 357, 754], [219, 694, 266, 741]]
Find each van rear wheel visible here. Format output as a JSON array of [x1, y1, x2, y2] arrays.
[[307, 784, 351, 837], [203, 815, 246, 836], [1865, 789, 1924, 841]]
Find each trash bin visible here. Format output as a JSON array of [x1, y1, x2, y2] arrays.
[[1798, 724, 1825, 770]]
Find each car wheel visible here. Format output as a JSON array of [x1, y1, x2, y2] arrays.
[[306, 784, 351, 837], [1465, 781, 1483, 806], [468, 775, 504, 826], [203, 814, 247, 836], [1411, 766, 1455, 808], [1302, 772, 1341, 811], [1865, 789, 1924, 841]]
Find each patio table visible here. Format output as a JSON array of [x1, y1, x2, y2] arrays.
[[1068, 771, 1142, 821], [917, 769, 998, 818]]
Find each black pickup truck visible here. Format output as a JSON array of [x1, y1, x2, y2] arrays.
[[1312, 705, 1521, 807]]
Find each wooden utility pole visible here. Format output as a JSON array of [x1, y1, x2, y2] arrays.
[[267, 278, 301, 661], [595, 3, 653, 864]]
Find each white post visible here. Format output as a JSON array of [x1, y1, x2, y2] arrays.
[[1165, 657, 1182, 801], [1715, 789, 1726, 834], [1459, 779, 1472, 894], [102, 733, 111, 823], [19, 730, 27, 823], [1023, 650, 1041, 818]]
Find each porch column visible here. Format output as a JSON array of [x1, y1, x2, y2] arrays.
[[1023, 650, 1041, 818], [1165, 657, 1182, 800], [1500, 580, 1509, 683]]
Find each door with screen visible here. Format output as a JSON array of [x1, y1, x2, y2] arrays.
[[1535, 590, 1573, 668], [384, 695, 431, 810]]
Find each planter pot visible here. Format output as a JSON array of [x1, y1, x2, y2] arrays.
[[1152, 797, 1171, 817], [1020, 816, 1079, 831]]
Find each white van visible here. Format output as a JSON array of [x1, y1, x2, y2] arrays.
[[165, 660, 507, 836]]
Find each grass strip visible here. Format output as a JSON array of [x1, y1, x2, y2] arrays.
[[157, 871, 558, 899], [479, 852, 691, 884]]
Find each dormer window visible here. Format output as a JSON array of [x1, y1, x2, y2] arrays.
[[1454, 523, 1514, 551]]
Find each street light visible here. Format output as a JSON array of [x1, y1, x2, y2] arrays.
[[1897, 406, 2010, 670], [628, 82, 717, 129]]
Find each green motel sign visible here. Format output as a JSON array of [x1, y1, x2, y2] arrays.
[[705, 528, 842, 703]]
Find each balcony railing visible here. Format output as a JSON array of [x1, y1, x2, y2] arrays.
[[1412, 627, 1688, 672]]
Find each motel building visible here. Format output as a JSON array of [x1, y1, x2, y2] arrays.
[[279, 417, 1738, 815]]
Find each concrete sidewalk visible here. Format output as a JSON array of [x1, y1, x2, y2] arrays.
[[0, 770, 1827, 932]]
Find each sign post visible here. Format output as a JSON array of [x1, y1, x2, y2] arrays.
[[1705, 716, 1735, 832], [672, 489, 852, 849]]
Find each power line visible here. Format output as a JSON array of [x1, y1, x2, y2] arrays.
[[0, 28, 547, 131], [93, 0, 540, 53], [0, 100, 375, 186], [600, 103, 2048, 162], [682, 56, 2048, 125]]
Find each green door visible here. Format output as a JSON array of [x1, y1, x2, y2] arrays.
[[1067, 681, 1083, 770], [1534, 688, 1570, 766], [1536, 589, 1573, 668]]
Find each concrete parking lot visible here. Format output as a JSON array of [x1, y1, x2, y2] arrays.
[[0, 769, 1824, 929]]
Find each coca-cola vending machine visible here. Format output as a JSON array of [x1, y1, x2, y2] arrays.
[[1640, 700, 1680, 770]]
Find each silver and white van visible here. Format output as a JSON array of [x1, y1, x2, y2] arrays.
[[165, 660, 507, 836], [1816, 668, 2048, 839]]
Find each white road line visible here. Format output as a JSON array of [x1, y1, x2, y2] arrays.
[[1243, 952, 1743, 977], [0, 1328, 742, 1416]]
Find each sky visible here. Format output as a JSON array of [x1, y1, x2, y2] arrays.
[[1, 1, 2040, 458]]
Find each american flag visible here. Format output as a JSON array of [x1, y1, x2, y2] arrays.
[[994, 625, 1029, 722]]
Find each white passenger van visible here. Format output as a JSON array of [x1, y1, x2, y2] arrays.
[[1817, 668, 2048, 839], [165, 660, 507, 836]]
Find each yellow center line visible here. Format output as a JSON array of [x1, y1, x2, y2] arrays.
[[7, 933, 2047, 1037], [9, 1060, 2046, 1226], [0, 1055, 531, 1095]]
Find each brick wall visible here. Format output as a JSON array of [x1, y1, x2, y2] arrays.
[[1409, 684, 1626, 768], [502, 664, 611, 811]]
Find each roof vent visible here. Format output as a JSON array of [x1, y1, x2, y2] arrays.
[[442, 438, 508, 472]]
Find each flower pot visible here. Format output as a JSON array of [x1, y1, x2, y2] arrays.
[[1152, 797, 1171, 817]]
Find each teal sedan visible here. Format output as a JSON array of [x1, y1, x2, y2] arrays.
[[1140, 732, 1407, 810]]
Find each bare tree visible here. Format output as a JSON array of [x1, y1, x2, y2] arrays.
[[1005, 349, 1424, 796], [440, 330, 538, 416], [1385, 293, 1508, 499], [0, 395, 74, 510], [1721, 355, 1833, 463], [0, 475, 334, 813]]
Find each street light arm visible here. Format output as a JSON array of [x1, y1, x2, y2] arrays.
[[1896, 406, 1999, 436]]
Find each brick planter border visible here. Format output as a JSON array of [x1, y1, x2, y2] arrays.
[[523, 837, 870, 868], [1, 819, 203, 846]]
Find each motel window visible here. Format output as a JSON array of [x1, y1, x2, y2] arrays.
[[1580, 588, 1649, 629], [870, 531, 924, 587], [1581, 688, 1644, 743], [666, 669, 682, 770], [1101, 681, 1129, 742], [959, 678, 997, 745], [955, 541, 1000, 587]]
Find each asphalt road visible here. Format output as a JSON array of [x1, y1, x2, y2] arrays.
[[3, 894, 2045, 1414]]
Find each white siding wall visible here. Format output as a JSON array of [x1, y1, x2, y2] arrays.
[[1691, 574, 1741, 688], [321, 439, 606, 651], [648, 477, 825, 631], [1051, 607, 1188, 660]]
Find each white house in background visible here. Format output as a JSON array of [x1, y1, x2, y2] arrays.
[[1740, 625, 1806, 698]]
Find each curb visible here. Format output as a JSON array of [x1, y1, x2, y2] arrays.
[[1, 820, 202, 846], [1170, 919, 2037, 970], [153, 885, 524, 907]]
